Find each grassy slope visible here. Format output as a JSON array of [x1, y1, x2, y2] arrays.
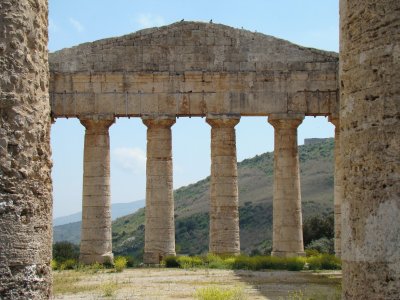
[[110, 138, 334, 258], [54, 139, 334, 257]]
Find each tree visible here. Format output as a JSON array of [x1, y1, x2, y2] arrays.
[[303, 212, 334, 246], [53, 241, 79, 262]]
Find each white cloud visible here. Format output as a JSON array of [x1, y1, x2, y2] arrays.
[[113, 147, 146, 174], [135, 13, 165, 29], [69, 17, 84, 33], [49, 19, 59, 33]]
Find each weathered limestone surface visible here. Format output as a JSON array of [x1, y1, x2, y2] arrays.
[[207, 115, 240, 255], [268, 114, 305, 257], [48, 22, 339, 118], [340, 0, 400, 298], [0, 0, 53, 298], [328, 116, 342, 257], [143, 116, 176, 263], [79, 116, 114, 264]]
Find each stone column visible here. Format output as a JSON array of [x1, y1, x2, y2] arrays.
[[79, 116, 114, 264], [206, 115, 241, 255], [340, 0, 400, 298], [328, 116, 342, 258], [142, 116, 176, 264], [268, 114, 305, 257], [0, 0, 53, 298]]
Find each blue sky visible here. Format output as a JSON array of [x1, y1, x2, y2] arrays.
[[49, 0, 339, 218]]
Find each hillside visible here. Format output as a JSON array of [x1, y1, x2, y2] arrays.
[[53, 199, 145, 226], [53, 199, 145, 244], [54, 138, 334, 258], [111, 138, 334, 258]]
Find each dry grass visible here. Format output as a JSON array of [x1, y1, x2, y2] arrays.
[[194, 286, 247, 300], [53, 271, 102, 295], [53, 268, 341, 300]]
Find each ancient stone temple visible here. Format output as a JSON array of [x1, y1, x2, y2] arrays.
[[48, 21, 339, 263], [0, 0, 53, 298], [1, 0, 399, 298]]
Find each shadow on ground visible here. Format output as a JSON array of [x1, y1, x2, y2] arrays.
[[233, 270, 341, 300]]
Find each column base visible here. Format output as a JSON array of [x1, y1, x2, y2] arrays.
[[143, 251, 176, 264], [271, 251, 305, 258], [79, 252, 114, 265]]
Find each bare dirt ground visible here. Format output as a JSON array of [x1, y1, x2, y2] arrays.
[[53, 268, 341, 300]]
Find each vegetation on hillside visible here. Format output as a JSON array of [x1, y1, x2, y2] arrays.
[[54, 138, 336, 262]]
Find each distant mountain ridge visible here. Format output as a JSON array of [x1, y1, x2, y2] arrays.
[[53, 199, 145, 226]]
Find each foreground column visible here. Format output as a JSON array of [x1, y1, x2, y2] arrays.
[[0, 0, 53, 297], [268, 114, 305, 257], [142, 116, 176, 264], [340, 0, 400, 298], [207, 115, 241, 255], [328, 116, 342, 257], [79, 116, 114, 264]]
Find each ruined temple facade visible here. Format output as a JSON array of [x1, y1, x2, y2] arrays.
[[0, 0, 399, 299], [48, 21, 340, 262]]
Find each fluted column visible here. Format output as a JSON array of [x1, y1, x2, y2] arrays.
[[206, 115, 241, 255], [329, 116, 342, 258], [340, 1, 400, 298], [0, 0, 53, 297], [79, 116, 114, 264], [268, 114, 305, 257], [142, 116, 176, 264]]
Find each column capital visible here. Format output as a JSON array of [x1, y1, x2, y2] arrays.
[[268, 113, 304, 129], [328, 114, 340, 127], [206, 114, 240, 128], [79, 115, 115, 132], [142, 115, 176, 129]]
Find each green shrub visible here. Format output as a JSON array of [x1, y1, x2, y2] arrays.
[[91, 262, 104, 272], [231, 255, 305, 271], [164, 255, 180, 268], [124, 256, 135, 267], [307, 254, 341, 270], [256, 256, 285, 270], [52, 241, 79, 263], [160, 254, 312, 271], [232, 255, 254, 270], [102, 282, 117, 297], [307, 255, 322, 270], [177, 256, 203, 269], [194, 286, 246, 300], [319, 254, 341, 270], [303, 213, 334, 247], [102, 257, 114, 269], [114, 256, 127, 272], [286, 257, 306, 271], [177, 256, 191, 268], [305, 249, 320, 257], [51, 259, 58, 270], [223, 257, 235, 269], [306, 237, 334, 254], [205, 254, 230, 269], [59, 258, 78, 270]]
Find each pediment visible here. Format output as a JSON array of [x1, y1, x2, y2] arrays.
[[49, 21, 337, 73]]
